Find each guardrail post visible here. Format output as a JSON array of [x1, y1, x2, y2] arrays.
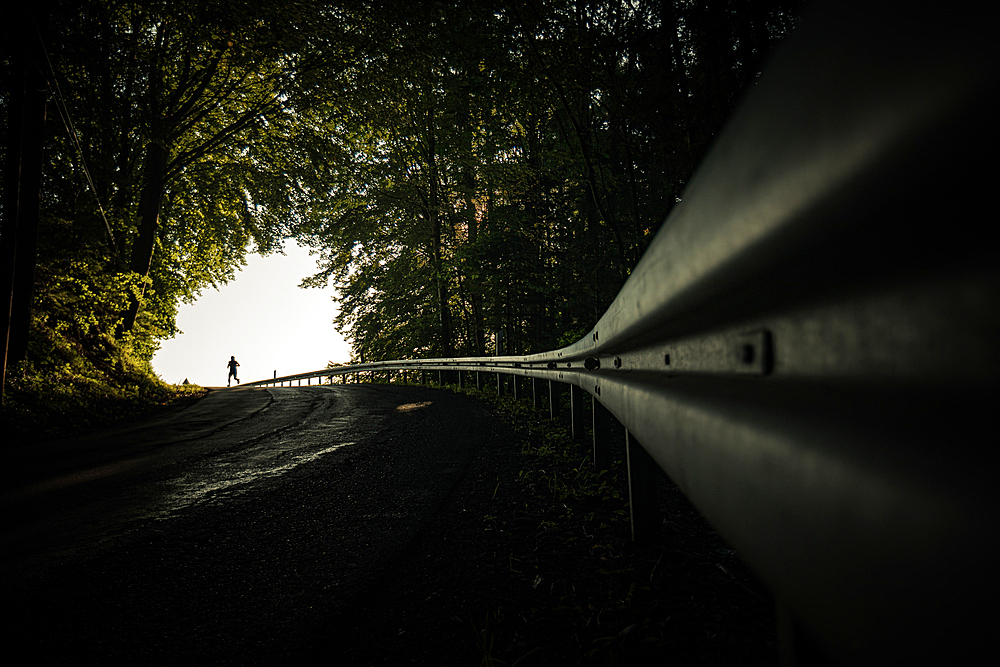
[[497, 372, 506, 395], [457, 371, 464, 389], [476, 371, 483, 391], [625, 430, 659, 547], [532, 378, 545, 411], [570, 384, 587, 441], [548, 381, 561, 421], [592, 396, 612, 471], [512, 375, 521, 400]]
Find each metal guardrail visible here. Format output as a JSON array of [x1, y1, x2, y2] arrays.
[[246, 3, 997, 664]]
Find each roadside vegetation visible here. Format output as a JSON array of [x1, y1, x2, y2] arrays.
[[1, 367, 204, 441], [394, 374, 777, 664], [4, 9, 790, 653], [0, 277, 204, 439], [4, 2, 801, 427]]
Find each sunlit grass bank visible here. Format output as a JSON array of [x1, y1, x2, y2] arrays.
[[1, 361, 205, 441]]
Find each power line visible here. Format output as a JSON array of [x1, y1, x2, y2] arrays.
[[33, 20, 126, 267]]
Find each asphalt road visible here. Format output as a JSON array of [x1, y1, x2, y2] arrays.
[[2, 384, 518, 665]]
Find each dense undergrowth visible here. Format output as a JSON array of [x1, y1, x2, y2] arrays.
[[2, 361, 204, 442], [1, 292, 203, 442], [1, 213, 206, 442], [397, 376, 776, 664]]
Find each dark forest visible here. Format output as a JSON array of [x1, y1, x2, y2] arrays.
[[2, 0, 800, 426]]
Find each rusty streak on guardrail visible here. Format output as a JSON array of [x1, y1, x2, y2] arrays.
[[246, 3, 998, 664]]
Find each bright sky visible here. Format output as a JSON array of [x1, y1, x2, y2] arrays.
[[151, 241, 352, 387]]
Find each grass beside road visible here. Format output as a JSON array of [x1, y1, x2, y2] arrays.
[[1, 364, 206, 441]]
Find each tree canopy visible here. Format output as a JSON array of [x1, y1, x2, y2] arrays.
[[2, 0, 800, 398], [294, 0, 800, 359]]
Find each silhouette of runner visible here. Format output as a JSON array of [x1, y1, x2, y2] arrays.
[[227, 356, 240, 386]]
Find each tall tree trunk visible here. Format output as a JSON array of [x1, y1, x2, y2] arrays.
[[525, 113, 545, 353], [464, 176, 484, 356], [426, 129, 453, 357], [623, 119, 642, 265], [121, 141, 167, 333], [520, 6, 628, 278], [457, 103, 484, 356], [2, 7, 48, 396]]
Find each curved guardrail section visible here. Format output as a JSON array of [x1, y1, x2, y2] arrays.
[[246, 3, 997, 664]]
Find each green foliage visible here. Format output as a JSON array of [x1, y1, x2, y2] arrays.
[[42, 0, 353, 297], [1, 357, 203, 441], [1, 213, 200, 439], [7, 1, 802, 431], [296, 0, 802, 360], [5, 1, 360, 425]]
